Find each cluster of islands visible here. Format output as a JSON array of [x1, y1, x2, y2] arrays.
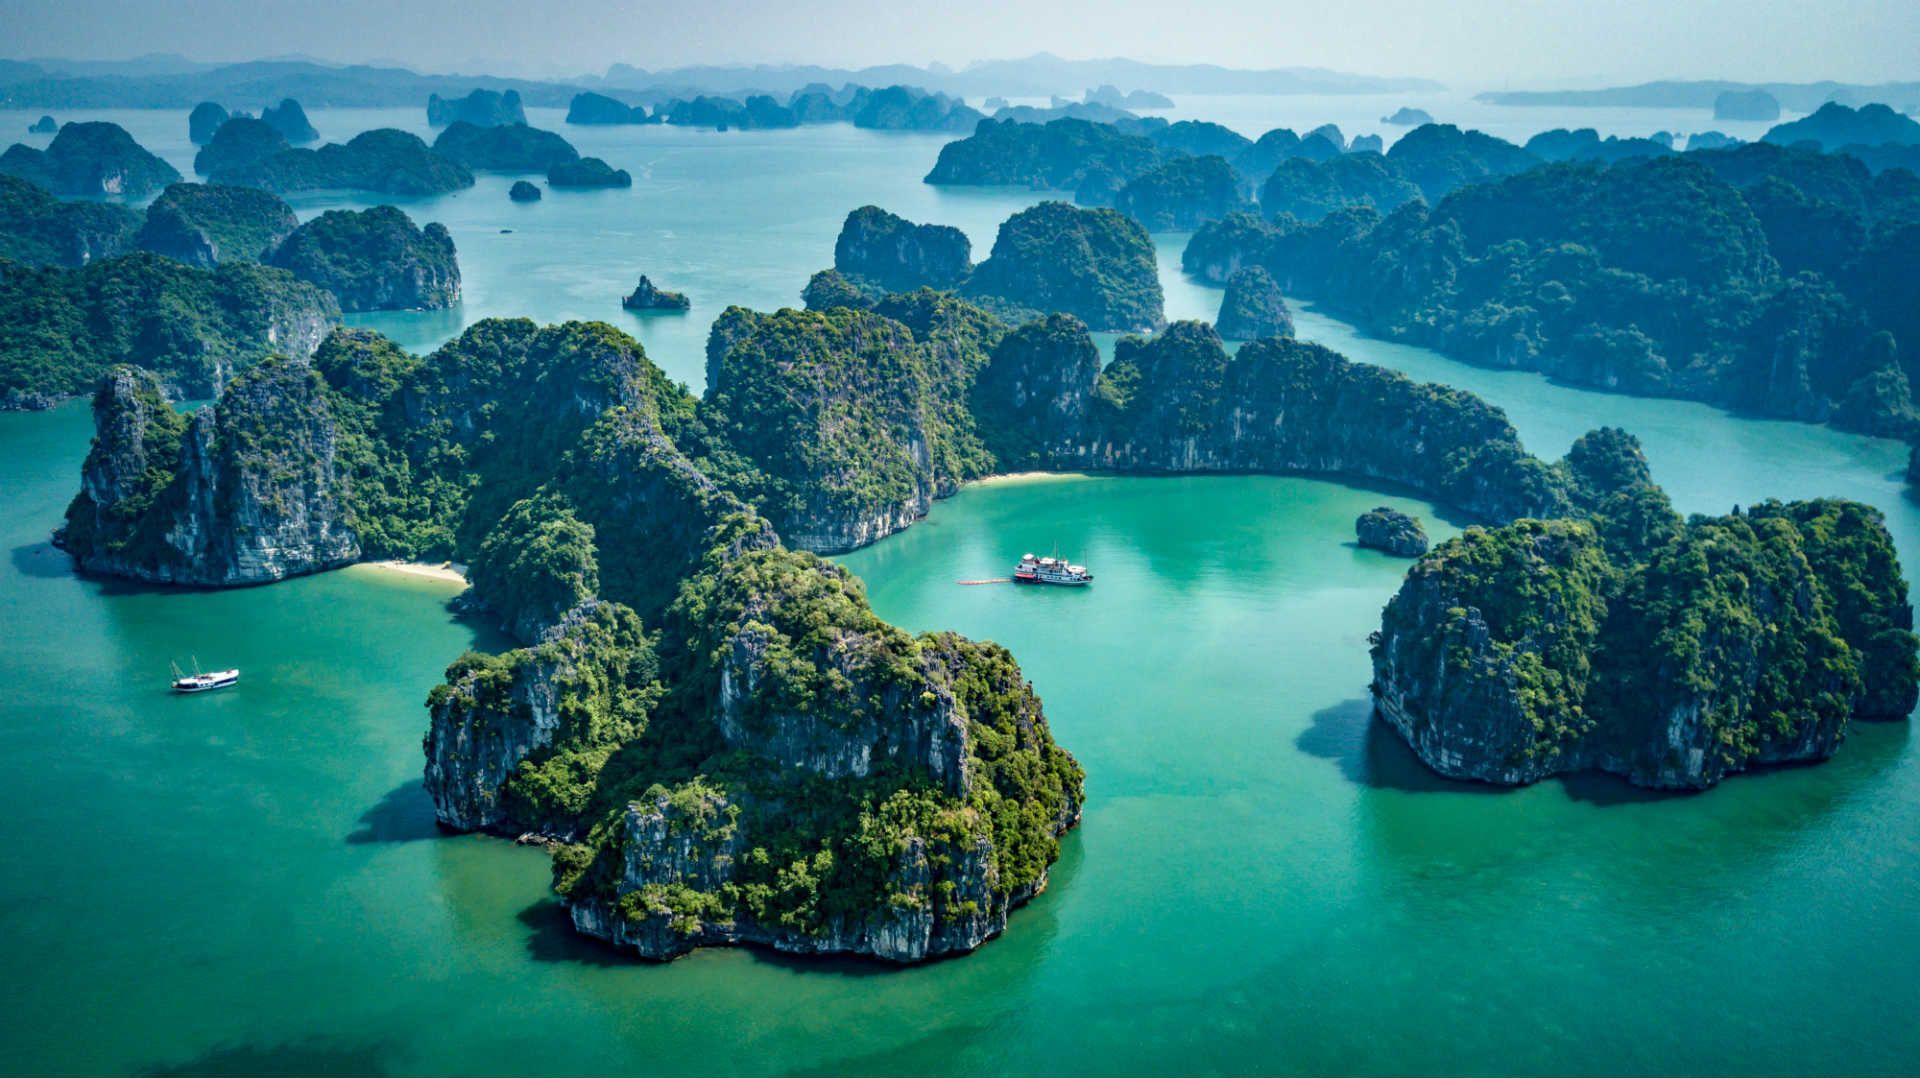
[[3, 76, 1920, 964]]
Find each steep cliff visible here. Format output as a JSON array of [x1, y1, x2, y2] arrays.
[[0, 121, 180, 198], [696, 297, 1000, 553], [1113, 154, 1250, 230], [1373, 496, 1919, 789], [1, 252, 338, 406], [59, 358, 360, 585], [134, 182, 298, 266], [539, 548, 1083, 963], [268, 206, 460, 311], [0, 173, 139, 267], [431, 122, 579, 172], [192, 117, 288, 178], [1214, 265, 1293, 340], [962, 201, 1164, 333], [428, 89, 528, 128], [832, 205, 972, 292], [188, 101, 228, 145]]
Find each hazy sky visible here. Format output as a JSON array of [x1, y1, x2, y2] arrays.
[[2, 0, 1915, 88]]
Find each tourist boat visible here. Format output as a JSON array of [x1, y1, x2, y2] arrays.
[[1013, 553, 1094, 586], [171, 660, 238, 694]]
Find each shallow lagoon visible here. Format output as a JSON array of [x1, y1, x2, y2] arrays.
[[2, 106, 1918, 1075]]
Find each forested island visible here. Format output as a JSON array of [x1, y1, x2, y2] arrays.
[[0, 120, 179, 197], [1183, 141, 1920, 435], [819, 203, 1163, 332]]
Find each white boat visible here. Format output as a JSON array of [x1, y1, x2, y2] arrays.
[[1013, 553, 1094, 586], [171, 660, 238, 693]]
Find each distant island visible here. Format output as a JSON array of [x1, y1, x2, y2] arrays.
[[1381, 106, 1434, 125], [427, 88, 526, 127], [0, 53, 1440, 111], [0, 120, 179, 198], [210, 128, 474, 196], [431, 121, 579, 172], [1184, 137, 1920, 437], [1477, 79, 1920, 113], [267, 205, 460, 311], [1714, 89, 1780, 121], [547, 156, 631, 188]]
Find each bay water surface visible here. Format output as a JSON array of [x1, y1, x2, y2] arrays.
[[1, 104, 1917, 1076]]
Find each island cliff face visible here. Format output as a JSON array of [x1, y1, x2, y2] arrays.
[[0, 121, 180, 198], [268, 206, 460, 311], [59, 361, 359, 585], [431, 121, 579, 172], [427, 543, 1082, 963], [698, 296, 998, 552], [134, 182, 298, 266], [1, 253, 339, 407], [962, 201, 1164, 332], [212, 129, 473, 196], [833, 205, 972, 292], [428, 89, 527, 128], [1372, 458, 1919, 788]]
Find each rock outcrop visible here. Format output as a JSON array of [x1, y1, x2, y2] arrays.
[[1714, 90, 1781, 122], [1372, 499, 1919, 789], [188, 102, 228, 144], [193, 117, 288, 177], [1383, 107, 1435, 126], [1114, 154, 1250, 230], [0, 172, 140, 267], [547, 156, 631, 188], [28, 115, 56, 135], [543, 558, 1083, 964], [0, 121, 180, 198], [1354, 506, 1428, 556], [962, 200, 1164, 332], [832, 205, 972, 292], [2, 252, 338, 405], [565, 92, 651, 125], [699, 300, 996, 552], [428, 88, 527, 128], [268, 205, 460, 311], [431, 121, 579, 172], [508, 179, 542, 202], [58, 360, 359, 585], [1214, 265, 1293, 340], [134, 182, 298, 266], [211, 129, 473, 196], [259, 98, 318, 143], [622, 275, 689, 311]]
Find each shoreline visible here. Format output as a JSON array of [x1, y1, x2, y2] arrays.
[[967, 471, 1092, 488], [351, 560, 470, 585]]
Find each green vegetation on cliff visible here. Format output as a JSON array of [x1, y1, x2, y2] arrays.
[[963, 201, 1164, 332], [0, 173, 139, 266], [0, 252, 339, 407], [1374, 433, 1919, 789], [431, 121, 580, 172], [212, 129, 474, 195], [1186, 146, 1920, 435], [268, 205, 460, 311], [135, 182, 298, 266], [0, 121, 180, 198]]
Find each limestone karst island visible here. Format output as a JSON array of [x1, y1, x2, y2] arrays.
[[2, 2, 1919, 1074]]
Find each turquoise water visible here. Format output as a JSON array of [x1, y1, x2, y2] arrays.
[[3, 108, 1920, 1075]]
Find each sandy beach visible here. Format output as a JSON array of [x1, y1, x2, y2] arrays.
[[353, 560, 470, 585]]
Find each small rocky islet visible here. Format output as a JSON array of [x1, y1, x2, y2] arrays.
[[9, 91, 1920, 965]]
